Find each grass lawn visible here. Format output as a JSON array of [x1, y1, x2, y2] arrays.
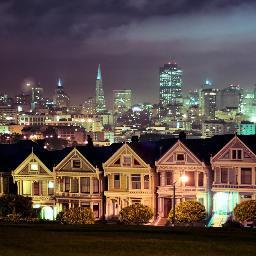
[[0, 224, 255, 256]]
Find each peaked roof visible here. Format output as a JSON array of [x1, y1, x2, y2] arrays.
[[97, 64, 102, 80], [1, 134, 255, 173], [0, 140, 45, 173]]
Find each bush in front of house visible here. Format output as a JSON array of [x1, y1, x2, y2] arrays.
[[62, 207, 95, 224], [234, 200, 256, 223], [168, 200, 206, 225], [119, 204, 153, 225], [0, 194, 33, 217]]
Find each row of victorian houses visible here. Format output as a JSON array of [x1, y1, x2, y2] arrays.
[[0, 135, 255, 227]]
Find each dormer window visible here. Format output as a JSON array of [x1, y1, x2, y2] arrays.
[[231, 149, 242, 160], [176, 153, 185, 161], [122, 155, 132, 166], [30, 162, 39, 171], [72, 159, 81, 168]]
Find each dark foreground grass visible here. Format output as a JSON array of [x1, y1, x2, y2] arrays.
[[0, 224, 255, 256]]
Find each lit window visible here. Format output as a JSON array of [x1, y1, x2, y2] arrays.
[[23, 180, 31, 195], [48, 181, 54, 195], [48, 181, 54, 188], [30, 162, 39, 171]]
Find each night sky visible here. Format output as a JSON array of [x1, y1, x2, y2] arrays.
[[1, 0, 256, 106]]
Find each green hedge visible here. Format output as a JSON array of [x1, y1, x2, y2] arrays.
[[234, 200, 256, 223], [119, 204, 153, 225], [58, 207, 95, 224], [168, 200, 206, 224]]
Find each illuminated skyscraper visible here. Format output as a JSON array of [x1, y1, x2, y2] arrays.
[[53, 78, 70, 108], [113, 89, 132, 115], [31, 86, 43, 110], [159, 61, 183, 106], [200, 80, 218, 120], [95, 64, 106, 113]]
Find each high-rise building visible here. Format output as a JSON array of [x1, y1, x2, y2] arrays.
[[53, 78, 70, 108], [113, 89, 132, 115], [31, 87, 43, 110], [159, 61, 183, 106], [0, 94, 13, 106], [216, 85, 242, 111], [240, 86, 256, 122], [15, 93, 31, 112], [82, 97, 96, 115], [200, 80, 218, 120], [95, 64, 106, 113]]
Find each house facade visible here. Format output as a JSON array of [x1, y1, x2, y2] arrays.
[[12, 151, 56, 220], [210, 136, 256, 226], [53, 148, 103, 219], [0, 172, 11, 196], [156, 140, 210, 221], [103, 143, 155, 220]]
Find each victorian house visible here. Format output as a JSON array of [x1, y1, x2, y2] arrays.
[[12, 150, 57, 220], [103, 143, 156, 220], [53, 147, 104, 220], [155, 139, 211, 224], [210, 135, 256, 226]]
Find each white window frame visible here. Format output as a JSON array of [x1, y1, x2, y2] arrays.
[[72, 159, 81, 169], [122, 154, 132, 167], [176, 153, 185, 162], [29, 162, 39, 173], [231, 149, 243, 160]]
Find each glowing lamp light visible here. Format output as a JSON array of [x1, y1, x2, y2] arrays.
[[33, 204, 41, 209], [180, 175, 189, 183]]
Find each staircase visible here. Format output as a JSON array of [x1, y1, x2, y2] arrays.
[[208, 214, 229, 227], [154, 217, 169, 226]]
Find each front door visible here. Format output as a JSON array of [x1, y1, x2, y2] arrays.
[[164, 198, 172, 217]]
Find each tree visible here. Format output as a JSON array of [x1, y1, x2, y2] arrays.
[[0, 194, 33, 217], [234, 200, 256, 223], [168, 201, 206, 224], [62, 207, 95, 224], [119, 204, 153, 225]]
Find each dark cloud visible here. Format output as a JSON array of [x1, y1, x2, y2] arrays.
[[0, 0, 256, 105]]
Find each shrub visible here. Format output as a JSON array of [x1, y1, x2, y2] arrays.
[[234, 200, 256, 223], [168, 200, 206, 224], [56, 211, 65, 224], [62, 207, 95, 224], [0, 194, 33, 217], [222, 219, 242, 228], [119, 204, 153, 225]]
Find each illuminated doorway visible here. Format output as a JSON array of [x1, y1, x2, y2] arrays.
[[213, 192, 239, 214], [41, 206, 54, 220]]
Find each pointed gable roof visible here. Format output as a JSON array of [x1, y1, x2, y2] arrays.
[[211, 134, 256, 162], [156, 139, 204, 166]]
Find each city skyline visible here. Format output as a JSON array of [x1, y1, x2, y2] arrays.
[[1, 0, 256, 104]]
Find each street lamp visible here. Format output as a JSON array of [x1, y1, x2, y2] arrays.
[[172, 174, 189, 227]]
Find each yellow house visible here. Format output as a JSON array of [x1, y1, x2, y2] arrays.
[[103, 143, 156, 220], [12, 150, 56, 220], [53, 147, 103, 219]]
